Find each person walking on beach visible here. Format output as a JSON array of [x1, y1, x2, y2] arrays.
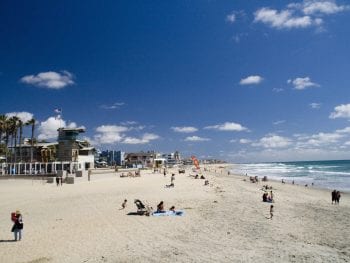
[[335, 191, 341, 204], [171, 174, 175, 185], [121, 199, 127, 209], [269, 205, 274, 220], [56, 177, 60, 186], [332, 190, 337, 204], [11, 210, 23, 241]]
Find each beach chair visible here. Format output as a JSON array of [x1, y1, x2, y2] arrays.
[[134, 199, 152, 215]]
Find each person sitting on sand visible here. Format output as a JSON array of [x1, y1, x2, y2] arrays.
[[195, 174, 199, 179], [200, 175, 205, 179], [121, 199, 127, 209], [169, 206, 175, 212], [262, 192, 268, 202], [157, 201, 165, 213], [204, 180, 209, 186]]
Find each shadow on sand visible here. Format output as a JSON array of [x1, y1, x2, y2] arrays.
[[0, 239, 16, 243]]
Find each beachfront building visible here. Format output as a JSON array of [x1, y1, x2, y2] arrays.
[[99, 150, 125, 166], [159, 151, 181, 167], [124, 151, 156, 168], [2, 128, 95, 175]]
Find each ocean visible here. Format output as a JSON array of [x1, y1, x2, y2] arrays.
[[229, 160, 350, 192]]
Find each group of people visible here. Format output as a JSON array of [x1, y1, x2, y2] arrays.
[[156, 201, 176, 213], [262, 191, 274, 203], [331, 190, 341, 204]]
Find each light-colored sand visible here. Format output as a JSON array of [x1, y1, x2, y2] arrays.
[[0, 165, 349, 263]]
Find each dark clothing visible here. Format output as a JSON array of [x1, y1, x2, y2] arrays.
[[332, 190, 337, 204], [335, 191, 341, 204]]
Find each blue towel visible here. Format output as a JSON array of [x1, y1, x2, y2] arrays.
[[152, 210, 184, 216]]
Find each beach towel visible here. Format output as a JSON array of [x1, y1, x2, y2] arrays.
[[152, 210, 184, 217]]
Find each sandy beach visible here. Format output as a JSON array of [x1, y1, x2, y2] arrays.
[[0, 165, 349, 263]]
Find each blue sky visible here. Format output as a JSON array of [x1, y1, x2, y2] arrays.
[[1, 0, 350, 162]]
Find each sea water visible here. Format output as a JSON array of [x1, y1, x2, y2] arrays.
[[229, 160, 350, 192]]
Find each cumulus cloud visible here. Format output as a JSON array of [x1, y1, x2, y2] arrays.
[[171, 126, 198, 133], [254, 1, 348, 30], [6, 111, 34, 123], [20, 70, 74, 89], [122, 133, 159, 144], [329, 104, 350, 119], [253, 135, 292, 148], [37, 117, 82, 141], [239, 75, 263, 85], [92, 123, 158, 145], [205, 122, 248, 132], [93, 125, 129, 144], [239, 139, 252, 144], [296, 0, 350, 15], [303, 132, 344, 147], [288, 77, 319, 90], [254, 7, 319, 29], [184, 136, 210, 142]]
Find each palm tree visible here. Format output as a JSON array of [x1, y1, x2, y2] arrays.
[[0, 115, 8, 155], [7, 116, 20, 163], [18, 119, 24, 162], [26, 118, 36, 162]]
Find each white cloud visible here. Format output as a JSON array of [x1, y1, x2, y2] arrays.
[[335, 127, 350, 134], [330, 104, 350, 119], [239, 75, 263, 85], [20, 71, 74, 89], [96, 125, 129, 133], [122, 133, 159, 144], [254, 7, 317, 29], [100, 102, 125, 110], [310, 102, 321, 109], [184, 136, 210, 142], [94, 125, 129, 144], [303, 132, 343, 146], [205, 122, 248, 132], [272, 88, 284, 92], [301, 0, 350, 15], [288, 77, 319, 90], [37, 117, 82, 141], [239, 139, 252, 144], [253, 135, 292, 148], [273, 120, 286, 125], [254, 1, 349, 30], [6, 111, 34, 123], [226, 13, 236, 23], [171, 126, 198, 133]]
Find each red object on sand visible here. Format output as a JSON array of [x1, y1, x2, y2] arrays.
[[11, 212, 16, 222]]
